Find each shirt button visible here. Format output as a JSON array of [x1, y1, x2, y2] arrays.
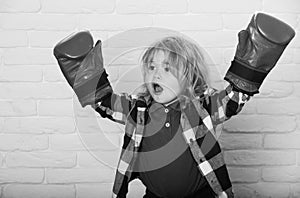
[[164, 108, 169, 113], [165, 122, 170, 128]]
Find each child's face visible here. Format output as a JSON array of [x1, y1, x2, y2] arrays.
[[144, 50, 184, 104]]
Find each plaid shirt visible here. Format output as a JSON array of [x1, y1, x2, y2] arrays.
[[95, 85, 250, 198]]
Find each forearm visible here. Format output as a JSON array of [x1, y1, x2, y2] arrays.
[[92, 91, 133, 124], [203, 84, 250, 125]]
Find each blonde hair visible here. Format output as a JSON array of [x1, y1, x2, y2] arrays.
[[139, 36, 210, 100]]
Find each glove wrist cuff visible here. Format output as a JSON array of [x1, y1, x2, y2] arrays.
[[74, 70, 112, 107], [228, 59, 268, 84], [224, 59, 269, 95]]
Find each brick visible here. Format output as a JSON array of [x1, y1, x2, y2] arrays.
[[3, 184, 75, 198], [29, 31, 75, 48], [193, 31, 237, 48], [77, 131, 122, 150], [218, 133, 262, 150], [78, 15, 152, 31], [0, 117, 4, 133], [0, 153, 3, 166], [153, 15, 222, 31], [4, 47, 55, 65], [223, 14, 252, 30], [202, 48, 223, 65], [268, 64, 300, 82], [41, 0, 114, 13], [293, 83, 300, 98], [239, 99, 257, 115], [117, 0, 188, 14], [102, 27, 182, 49], [290, 32, 300, 47], [89, 30, 109, 42], [72, 100, 103, 117], [257, 81, 293, 98], [298, 16, 300, 31], [103, 48, 143, 66], [49, 133, 121, 151], [153, 0, 188, 14], [2, 117, 76, 134], [262, 166, 300, 182], [277, 47, 294, 64], [294, 49, 300, 63], [0, 83, 73, 99], [0, 30, 28, 47], [46, 167, 114, 183], [0, 66, 42, 82], [228, 167, 260, 182], [75, 117, 123, 133], [76, 183, 113, 198], [43, 66, 66, 82], [0, 14, 77, 30], [223, 115, 296, 133], [224, 150, 296, 166], [0, 168, 44, 183], [0, 48, 4, 64], [0, 100, 37, 116], [233, 183, 290, 198], [264, 133, 300, 149], [256, 97, 300, 115], [77, 150, 121, 169], [291, 184, 300, 198], [223, 48, 236, 65], [0, 0, 40, 12], [117, 0, 154, 14], [0, 134, 48, 151], [38, 99, 73, 116], [264, 0, 300, 13], [189, 0, 262, 13], [6, 151, 76, 168]]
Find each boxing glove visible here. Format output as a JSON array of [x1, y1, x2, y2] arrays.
[[53, 31, 112, 107], [224, 13, 295, 95]]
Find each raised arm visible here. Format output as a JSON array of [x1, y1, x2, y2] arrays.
[[201, 85, 250, 126], [205, 13, 295, 126], [53, 31, 133, 124]]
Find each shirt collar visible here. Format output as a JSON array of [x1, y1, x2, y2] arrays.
[[148, 98, 181, 113]]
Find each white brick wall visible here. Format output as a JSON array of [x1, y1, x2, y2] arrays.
[[0, 0, 299, 197]]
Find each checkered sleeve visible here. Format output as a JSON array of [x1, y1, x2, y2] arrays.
[[202, 84, 251, 125], [92, 92, 135, 124]]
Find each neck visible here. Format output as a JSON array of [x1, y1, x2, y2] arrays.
[[164, 98, 179, 106]]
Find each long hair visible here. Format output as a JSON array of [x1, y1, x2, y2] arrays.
[[138, 36, 210, 100]]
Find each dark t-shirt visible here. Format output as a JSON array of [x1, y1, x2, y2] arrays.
[[137, 101, 207, 198]]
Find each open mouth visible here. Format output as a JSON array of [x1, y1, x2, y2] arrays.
[[152, 83, 164, 94]]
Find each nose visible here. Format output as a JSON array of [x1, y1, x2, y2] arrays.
[[153, 67, 161, 80]]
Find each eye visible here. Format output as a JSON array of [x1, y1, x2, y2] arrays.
[[164, 64, 170, 72], [146, 62, 156, 71], [149, 64, 156, 71]]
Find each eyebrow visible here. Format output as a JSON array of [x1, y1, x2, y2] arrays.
[[149, 60, 170, 65]]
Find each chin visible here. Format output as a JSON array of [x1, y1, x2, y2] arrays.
[[151, 93, 176, 104]]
